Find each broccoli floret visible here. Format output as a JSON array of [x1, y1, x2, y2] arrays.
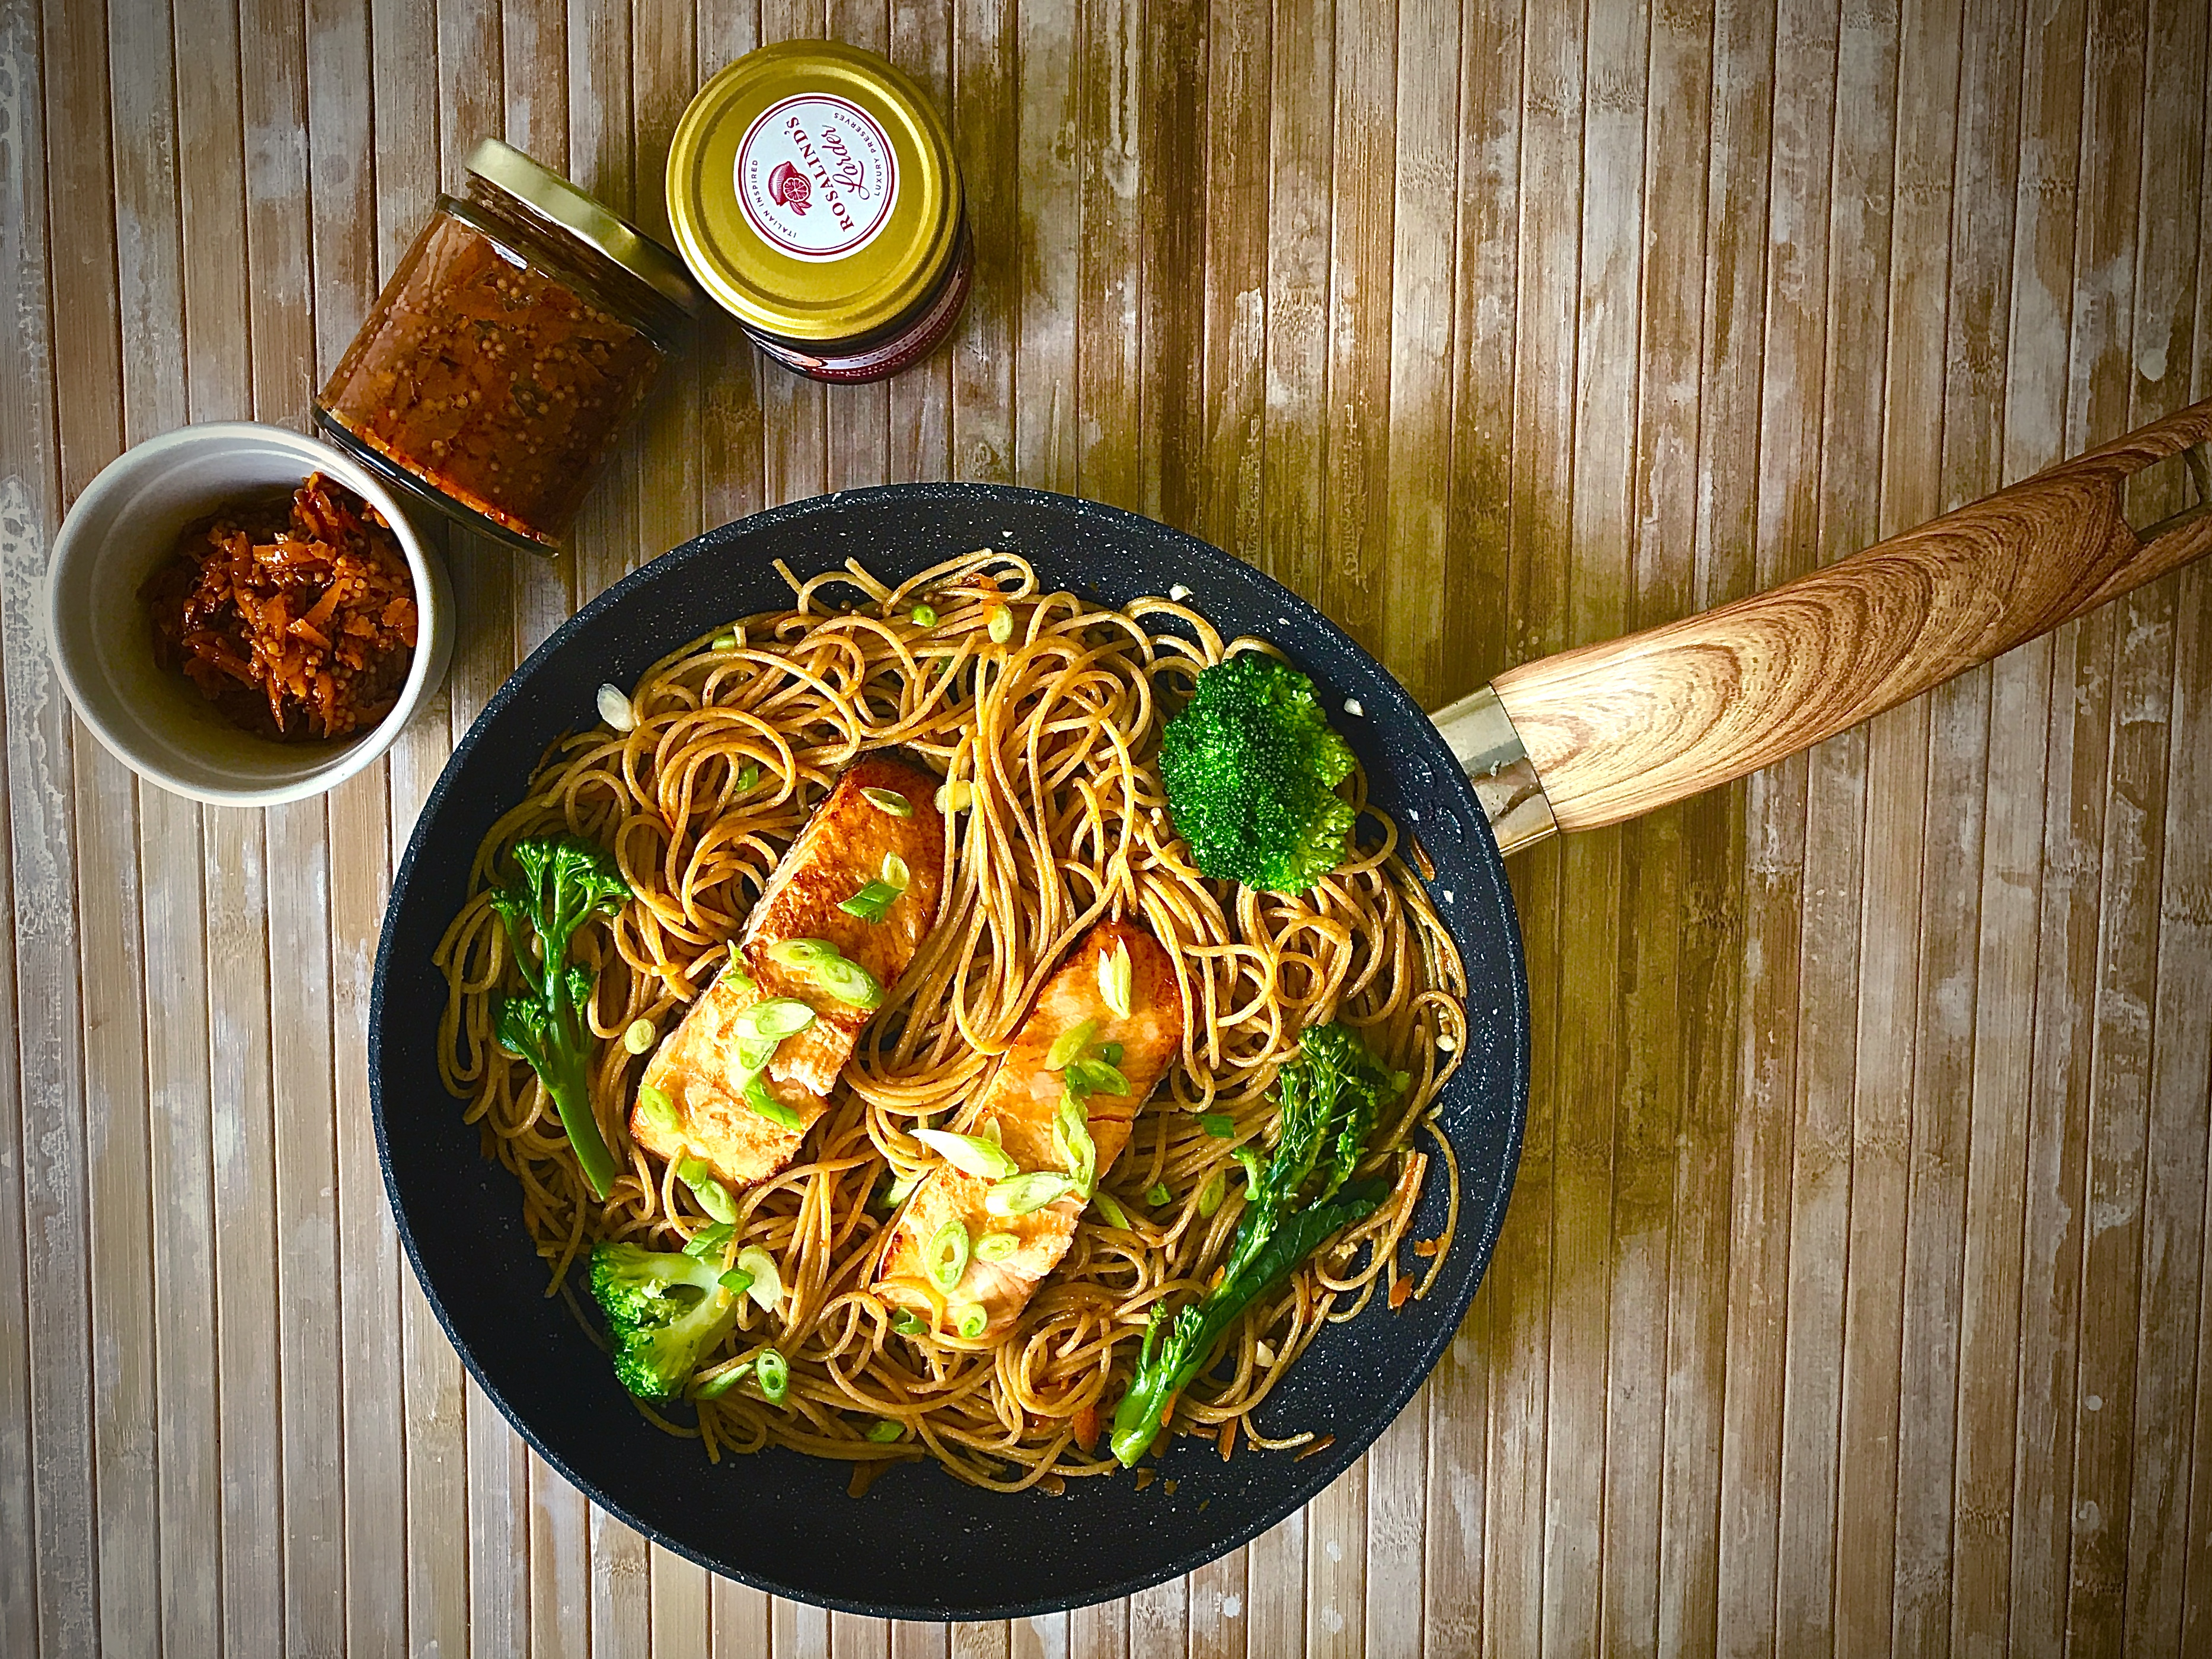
[[489, 834, 631, 1199], [1108, 1020, 1403, 1466], [1158, 654, 1358, 895], [588, 1241, 742, 1401]]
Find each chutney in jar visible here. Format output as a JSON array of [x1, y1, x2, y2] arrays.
[[315, 140, 701, 553]]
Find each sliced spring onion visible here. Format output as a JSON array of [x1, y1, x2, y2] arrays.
[[890, 1309, 928, 1338], [1065, 1057, 1131, 1098], [924, 1219, 971, 1293], [1045, 1018, 1100, 1073], [879, 1170, 920, 1210], [735, 760, 761, 792], [717, 1266, 755, 1298], [1145, 1181, 1172, 1207], [732, 998, 816, 1040], [954, 1304, 990, 1339], [679, 1158, 738, 1224], [1100, 1041, 1123, 1066], [1054, 1092, 1097, 1194], [682, 1221, 734, 1260], [840, 850, 914, 923], [622, 1017, 657, 1055], [636, 1084, 681, 1135], [867, 1418, 906, 1442], [710, 631, 739, 650], [912, 1128, 1020, 1179], [837, 880, 904, 923], [909, 602, 937, 627], [935, 780, 973, 813], [734, 1245, 783, 1310], [813, 956, 884, 1010], [767, 937, 839, 970], [1090, 1191, 1132, 1230], [1196, 1169, 1228, 1217], [860, 785, 913, 818], [1199, 1112, 1236, 1138], [721, 950, 755, 993], [596, 682, 636, 731], [732, 1033, 780, 1074], [985, 604, 1013, 644], [975, 1230, 1020, 1263], [985, 1172, 1075, 1217], [754, 1348, 790, 1402], [1098, 939, 1134, 1019], [743, 1073, 804, 1131], [692, 1359, 753, 1399]]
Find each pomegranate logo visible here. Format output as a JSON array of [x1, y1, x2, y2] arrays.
[[767, 161, 811, 215], [734, 94, 898, 260]]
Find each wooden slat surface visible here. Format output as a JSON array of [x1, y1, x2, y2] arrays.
[[5, 0, 2210, 1651]]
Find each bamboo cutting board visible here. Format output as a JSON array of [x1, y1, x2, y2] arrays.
[[3, 0, 2209, 1653]]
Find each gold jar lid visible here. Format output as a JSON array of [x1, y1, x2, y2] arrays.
[[465, 138, 704, 315], [665, 41, 962, 343]]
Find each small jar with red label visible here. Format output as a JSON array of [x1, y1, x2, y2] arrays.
[[665, 40, 971, 383]]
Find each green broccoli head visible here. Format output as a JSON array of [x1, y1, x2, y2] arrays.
[[1158, 654, 1358, 895], [588, 1241, 741, 1401], [494, 835, 631, 966]]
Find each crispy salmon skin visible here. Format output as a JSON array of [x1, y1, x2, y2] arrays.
[[628, 752, 945, 1186], [876, 920, 1185, 1338]]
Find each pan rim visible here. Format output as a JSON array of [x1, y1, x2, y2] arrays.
[[369, 480, 1530, 1619]]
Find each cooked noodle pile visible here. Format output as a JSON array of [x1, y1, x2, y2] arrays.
[[435, 550, 1467, 1490]]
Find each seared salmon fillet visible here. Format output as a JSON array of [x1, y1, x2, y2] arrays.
[[629, 751, 946, 1186], [875, 920, 1184, 1338]]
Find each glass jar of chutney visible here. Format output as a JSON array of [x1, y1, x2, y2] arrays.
[[314, 139, 703, 554], [665, 41, 972, 382]]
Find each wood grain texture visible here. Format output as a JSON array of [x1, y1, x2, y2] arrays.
[[4, 1, 2211, 1654], [1492, 397, 2212, 834]]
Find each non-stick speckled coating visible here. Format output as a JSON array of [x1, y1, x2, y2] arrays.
[[371, 484, 1529, 1619]]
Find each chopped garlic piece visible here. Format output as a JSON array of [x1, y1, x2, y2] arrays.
[[596, 682, 636, 731]]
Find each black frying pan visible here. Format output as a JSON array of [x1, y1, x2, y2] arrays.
[[371, 403, 2210, 1619]]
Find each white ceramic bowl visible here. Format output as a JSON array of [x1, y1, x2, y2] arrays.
[[45, 422, 454, 806]]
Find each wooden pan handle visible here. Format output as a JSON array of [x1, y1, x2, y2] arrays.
[[1483, 397, 2212, 835]]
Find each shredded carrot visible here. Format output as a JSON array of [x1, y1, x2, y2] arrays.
[[142, 473, 417, 740], [1218, 1418, 1238, 1461], [1412, 1234, 1445, 1258], [1072, 1403, 1100, 1454], [1389, 1274, 1413, 1310], [1295, 1435, 1337, 1462], [848, 1460, 890, 1499]]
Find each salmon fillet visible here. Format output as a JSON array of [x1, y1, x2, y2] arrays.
[[875, 920, 1185, 1338], [629, 751, 946, 1186]]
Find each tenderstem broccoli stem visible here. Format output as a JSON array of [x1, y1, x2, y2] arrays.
[[490, 835, 631, 1200], [541, 983, 618, 1201]]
